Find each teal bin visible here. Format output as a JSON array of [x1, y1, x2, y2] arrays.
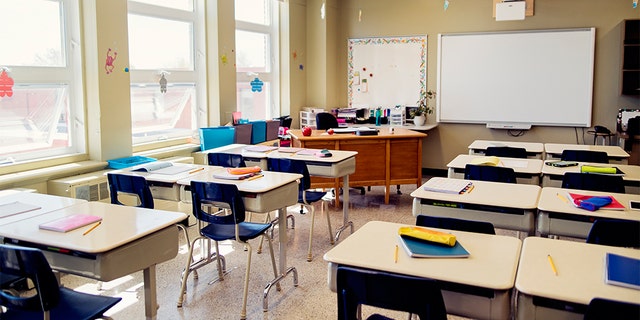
[[199, 126, 235, 151], [249, 120, 267, 144]]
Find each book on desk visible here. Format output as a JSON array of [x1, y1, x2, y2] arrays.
[[399, 235, 470, 258], [605, 253, 640, 290], [39, 214, 102, 233]]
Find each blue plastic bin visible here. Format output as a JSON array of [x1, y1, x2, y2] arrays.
[[249, 120, 267, 144], [107, 156, 156, 169], [199, 126, 235, 151]]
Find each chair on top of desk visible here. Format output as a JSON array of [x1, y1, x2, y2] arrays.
[[267, 158, 333, 261], [561, 150, 609, 163], [315, 112, 339, 130], [178, 181, 280, 319], [464, 164, 517, 184], [416, 215, 496, 235], [584, 297, 640, 320], [0, 244, 122, 320], [485, 146, 527, 159], [561, 172, 625, 194], [586, 218, 640, 248], [336, 265, 447, 320]]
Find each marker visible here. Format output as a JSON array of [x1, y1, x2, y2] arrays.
[[83, 221, 101, 236], [547, 254, 558, 276], [394, 245, 399, 263], [188, 167, 205, 174]]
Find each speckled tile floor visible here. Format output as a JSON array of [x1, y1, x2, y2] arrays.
[[60, 181, 503, 320]]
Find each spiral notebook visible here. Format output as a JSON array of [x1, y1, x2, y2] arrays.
[[39, 214, 103, 233]]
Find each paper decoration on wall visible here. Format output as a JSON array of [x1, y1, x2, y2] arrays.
[[0, 69, 14, 98], [444, 0, 450, 10], [250, 77, 264, 92], [159, 73, 167, 93], [292, 50, 297, 59], [634, 0, 638, 8], [105, 48, 117, 74], [221, 54, 228, 65], [358, 9, 362, 22], [299, 64, 304, 70]]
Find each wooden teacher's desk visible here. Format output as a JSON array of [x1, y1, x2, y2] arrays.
[[0, 200, 187, 320], [516, 237, 640, 320], [288, 128, 426, 204], [446, 154, 544, 185], [324, 221, 522, 320]]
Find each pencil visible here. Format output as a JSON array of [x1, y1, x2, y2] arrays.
[[547, 254, 558, 276], [188, 167, 205, 174], [394, 245, 399, 263], [556, 193, 569, 204], [246, 174, 264, 181], [466, 185, 475, 194], [83, 221, 101, 236]]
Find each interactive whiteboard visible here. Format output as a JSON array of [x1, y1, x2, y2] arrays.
[[436, 28, 595, 128]]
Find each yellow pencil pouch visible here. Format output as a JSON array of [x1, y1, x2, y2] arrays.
[[398, 226, 457, 247], [580, 165, 617, 174]]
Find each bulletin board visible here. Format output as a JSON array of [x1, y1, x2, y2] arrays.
[[348, 36, 427, 108]]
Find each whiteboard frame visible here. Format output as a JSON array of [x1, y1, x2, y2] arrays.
[[436, 28, 596, 128]]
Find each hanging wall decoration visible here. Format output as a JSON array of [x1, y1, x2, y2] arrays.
[[105, 48, 118, 74], [0, 68, 14, 98], [159, 73, 168, 93], [250, 77, 264, 92]]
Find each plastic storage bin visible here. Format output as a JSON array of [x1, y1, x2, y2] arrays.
[[249, 120, 267, 144], [107, 156, 156, 169], [199, 126, 235, 151]]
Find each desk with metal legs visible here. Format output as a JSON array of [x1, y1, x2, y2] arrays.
[[447, 154, 543, 185], [540, 161, 640, 194], [468, 140, 544, 159], [544, 143, 630, 164]]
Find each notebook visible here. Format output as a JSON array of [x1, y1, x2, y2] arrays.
[[39, 214, 102, 233], [566, 192, 625, 211], [399, 235, 470, 258], [133, 161, 192, 175], [244, 145, 278, 152], [423, 177, 473, 194], [605, 253, 640, 290], [0, 201, 41, 218]]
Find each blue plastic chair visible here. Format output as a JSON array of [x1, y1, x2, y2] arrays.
[[268, 158, 332, 261], [485, 146, 528, 158], [336, 265, 447, 320], [0, 244, 121, 320], [207, 152, 246, 168], [464, 164, 517, 183], [416, 215, 496, 235], [561, 172, 625, 193], [561, 150, 609, 163], [178, 182, 279, 319], [586, 219, 640, 248], [584, 298, 640, 320]]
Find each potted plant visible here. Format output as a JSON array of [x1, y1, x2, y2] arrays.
[[411, 89, 436, 126]]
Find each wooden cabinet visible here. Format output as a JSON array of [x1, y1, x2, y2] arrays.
[[622, 19, 640, 95]]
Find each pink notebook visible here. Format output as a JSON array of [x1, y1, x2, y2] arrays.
[[39, 214, 102, 233]]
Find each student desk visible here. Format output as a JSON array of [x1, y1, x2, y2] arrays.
[[0, 201, 187, 320], [540, 161, 640, 194], [176, 169, 302, 310], [446, 154, 544, 185], [468, 140, 544, 159], [192, 143, 269, 168], [324, 220, 522, 320], [536, 187, 640, 238], [0, 191, 86, 226], [411, 178, 540, 235], [516, 237, 640, 320], [544, 143, 630, 164], [288, 128, 427, 204]]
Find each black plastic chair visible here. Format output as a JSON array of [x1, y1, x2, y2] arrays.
[[336, 265, 447, 320], [416, 215, 496, 235], [207, 152, 246, 168], [315, 112, 339, 130], [485, 146, 528, 158], [561, 172, 625, 193], [584, 297, 640, 320], [0, 244, 121, 320], [178, 181, 279, 319], [561, 150, 609, 164], [268, 158, 333, 261], [586, 219, 640, 248], [464, 164, 517, 183]]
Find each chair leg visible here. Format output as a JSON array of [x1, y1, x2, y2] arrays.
[[177, 236, 225, 307], [240, 242, 252, 320], [306, 204, 316, 262], [257, 212, 272, 254], [325, 201, 334, 245], [177, 224, 191, 251]]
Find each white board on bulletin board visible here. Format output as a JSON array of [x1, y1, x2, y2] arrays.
[[348, 36, 427, 109]]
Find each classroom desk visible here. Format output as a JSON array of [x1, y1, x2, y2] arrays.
[[411, 178, 540, 235], [266, 149, 358, 241], [288, 128, 427, 204], [516, 237, 640, 320], [0, 200, 186, 320], [446, 154, 544, 185], [536, 187, 640, 238], [324, 221, 522, 320], [544, 143, 630, 164], [176, 169, 302, 310], [192, 143, 269, 168], [0, 191, 86, 226], [540, 161, 640, 194], [468, 140, 544, 159]]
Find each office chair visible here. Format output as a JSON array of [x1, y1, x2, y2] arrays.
[[561, 172, 625, 193], [416, 215, 496, 235], [178, 181, 279, 319], [0, 244, 122, 320], [315, 112, 339, 130], [336, 265, 447, 320], [485, 146, 528, 158], [268, 158, 333, 261], [464, 164, 517, 183], [584, 298, 640, 320], [561, 150, 609, 164], [207, 152, 246, 168], [586, 219, 640, 248]]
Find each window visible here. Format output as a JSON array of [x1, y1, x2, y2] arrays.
[[128, 0, 204, 146], [0, 0, 84, 164], [235, 0, 279, 120]]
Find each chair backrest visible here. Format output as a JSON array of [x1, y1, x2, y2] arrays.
[[464, 164, 517, 183], [267, 158, 310, 191], [416, 215, 496, 235], [584, 298, 640, 320], [336, 265, 447, 320], [586, 219, 640, 248], [561, 172, 625, 193], [107, 173, 154, 209], [485, 146, 527, 158], [561, 149, 609, 163], [315, 112, 339, 130], [207, 152, 246, 168], [190, 181, 246, 225], [0, 244, 61, 313]]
